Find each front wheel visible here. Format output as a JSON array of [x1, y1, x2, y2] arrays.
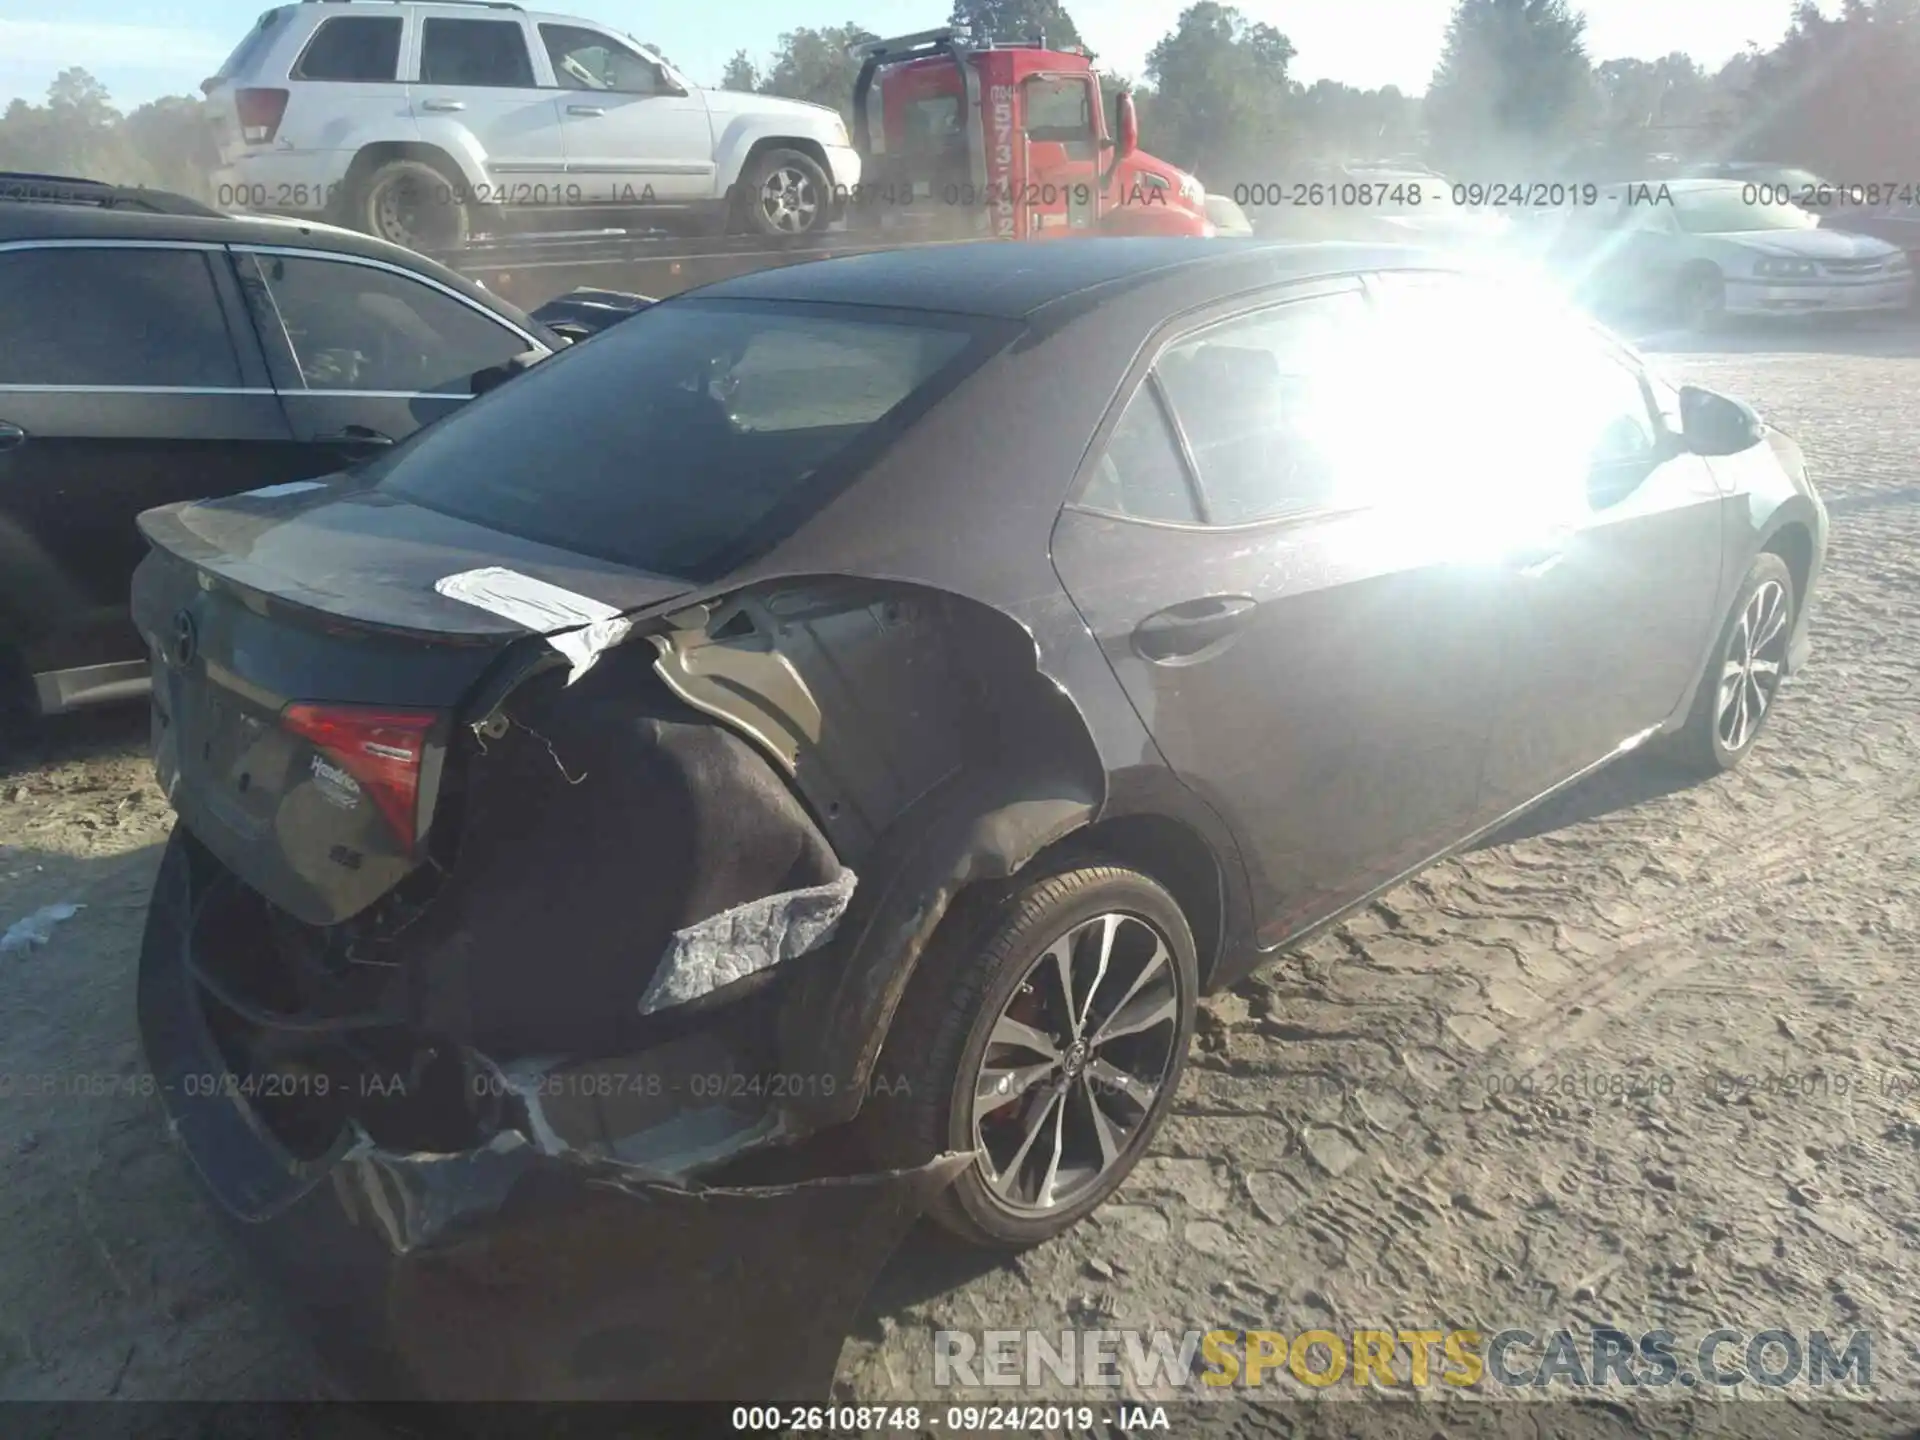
[[1674, 263, 1727, 331], [863, 863, 1199, 1249], [736, 148, 831, 237], [1660, 552, 1796, 775]]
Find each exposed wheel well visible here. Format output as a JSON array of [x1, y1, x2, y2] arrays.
[[1027, 813, 1227, 990], [730, 138, 832, 207], [341, 144, 467, 207], [1761, 523, 1813, 616]]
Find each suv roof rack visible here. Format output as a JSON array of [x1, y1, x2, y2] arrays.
[[0, 172, 224, 218], [303, 0, 527, 9]]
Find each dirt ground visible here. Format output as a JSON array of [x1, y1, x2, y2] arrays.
[[2, 318, 1918, 1431]]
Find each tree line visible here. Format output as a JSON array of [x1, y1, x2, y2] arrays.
[[1, 0, 1912, 202]]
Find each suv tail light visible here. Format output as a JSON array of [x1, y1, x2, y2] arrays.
[[236, 87, 290, 145], [281, 704, 438, 850]]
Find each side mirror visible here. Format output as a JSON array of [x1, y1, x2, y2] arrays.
[[1115, 92, 1139, 161], [470, 349, 546, 396], [1677, 384, 1763, 456], [546, 321, 594, 345]]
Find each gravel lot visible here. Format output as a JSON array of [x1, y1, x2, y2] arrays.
[[2, 317, 1917, 1431]]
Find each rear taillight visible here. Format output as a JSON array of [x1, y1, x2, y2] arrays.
[[235, 87, 289, 145], [282, 703, 437, 850]]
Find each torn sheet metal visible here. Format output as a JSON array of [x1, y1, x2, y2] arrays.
[[435, 565, 633, 684], [637, 869, 858, 1016]]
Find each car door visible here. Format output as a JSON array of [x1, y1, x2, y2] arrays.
[[409, 13, 567, 190], [1050, 281, 1510, 948], [0, 241, 296, 696], [537, 23, 714, 204], [233, 246, 547, 461], [1369, 272, 1728, 816], [1017, 73, 1102, 234]]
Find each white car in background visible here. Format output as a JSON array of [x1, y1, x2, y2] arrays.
[[1534, 178, 1913, 327], [202, 0, 861, 249]]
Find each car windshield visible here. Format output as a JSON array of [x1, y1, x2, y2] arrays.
[[1676, 189, 1819, 233], [371, 299, 1004, 582]]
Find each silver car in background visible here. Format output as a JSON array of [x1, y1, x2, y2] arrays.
[[1530, 178, 1913, 327]]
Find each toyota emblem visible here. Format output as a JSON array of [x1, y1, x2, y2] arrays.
[[171, 609, 198, 668]]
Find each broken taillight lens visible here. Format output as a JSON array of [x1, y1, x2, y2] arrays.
[[235, 87, 289, 145], [281, 703, 437, 850]]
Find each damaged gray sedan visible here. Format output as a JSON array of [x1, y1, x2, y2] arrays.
[[131, 237, 1826, 1399]]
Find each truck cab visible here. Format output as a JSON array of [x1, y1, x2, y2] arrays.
[[849, 28, 1213, 243]]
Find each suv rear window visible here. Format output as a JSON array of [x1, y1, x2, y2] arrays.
[[372, 300, 1005, 581], [294, 15, 403, 82], [213, 8, 291, 82]]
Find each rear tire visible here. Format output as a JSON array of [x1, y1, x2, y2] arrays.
[[1661, 552, 1795, 776], [862, 862, 1198, 1249], [346, 155, 470, 252]]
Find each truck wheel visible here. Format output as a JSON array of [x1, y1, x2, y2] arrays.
[[347, 156, 469, 252], [862, 861, 1198, 1249], [737, 148, 831, 237]]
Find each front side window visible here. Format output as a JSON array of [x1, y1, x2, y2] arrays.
[[294, 15, 402, 82], [1023, 77, 1093, 142], [419, 17, 536, 88], [540, 25, 665, 93], [253, 253, 529, 393], [372, 299, 1001, 581], [1153, 290, 1373, 524], [0, 247, 242, 388]]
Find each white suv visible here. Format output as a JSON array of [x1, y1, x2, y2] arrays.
[[203, 0, 862, 249]]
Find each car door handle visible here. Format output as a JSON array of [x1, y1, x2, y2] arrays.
[[567, 105, 607, 116], [315, 425, 394, 448], [420, 99, 466, 113], [1132, 595, 1258, 663], [0, 421, 25, 451]]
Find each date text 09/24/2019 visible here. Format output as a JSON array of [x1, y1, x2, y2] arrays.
[[728, 1405, 1170, 1432]]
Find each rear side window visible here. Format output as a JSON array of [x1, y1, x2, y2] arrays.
[[1155, 290, 1371, 524], [294, 15, 403, 82], [372, 300, 1001, 581], [0, 248, 242, 388], [253, 253, 531, 393], [420, 18, 536, 88], [1077, 386, 1199, 523]]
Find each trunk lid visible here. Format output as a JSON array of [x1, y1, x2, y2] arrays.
[[133, 480, 693, 927]]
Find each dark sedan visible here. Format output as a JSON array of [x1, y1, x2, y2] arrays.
[[131, 239, 1826, 1399]]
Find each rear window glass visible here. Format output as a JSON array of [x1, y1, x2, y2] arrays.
[[372, 300, 1005, 581], [214, 8, 290, 82], [294, 16, 403, 82]]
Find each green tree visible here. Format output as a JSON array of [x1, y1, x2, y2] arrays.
[[947, 0, 1085, 50], [1424, 0, 1596, 180], [1143, 3, 1296, 186], [759, 24, 879, 123], [0, 69, 218, 201], [720, 49, 761, 93], [1732, 0, 1920, 176]]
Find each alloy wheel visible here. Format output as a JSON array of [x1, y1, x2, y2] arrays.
[[970, 911, 1184, 1215], [758, 166, 820, 234], [1716, 578, 1789, 753]]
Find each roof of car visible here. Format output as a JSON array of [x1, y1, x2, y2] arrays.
[[678, 237, 1453, 319], [0, 195, 424, 257]]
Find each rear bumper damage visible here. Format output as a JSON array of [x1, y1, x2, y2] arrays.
[[139, 831, 969, 1401]]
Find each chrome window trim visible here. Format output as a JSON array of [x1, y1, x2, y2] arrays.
[[0, 384, 278, 395]]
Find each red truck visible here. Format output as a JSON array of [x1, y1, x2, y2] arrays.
[[453, 27, 1217, 308]]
